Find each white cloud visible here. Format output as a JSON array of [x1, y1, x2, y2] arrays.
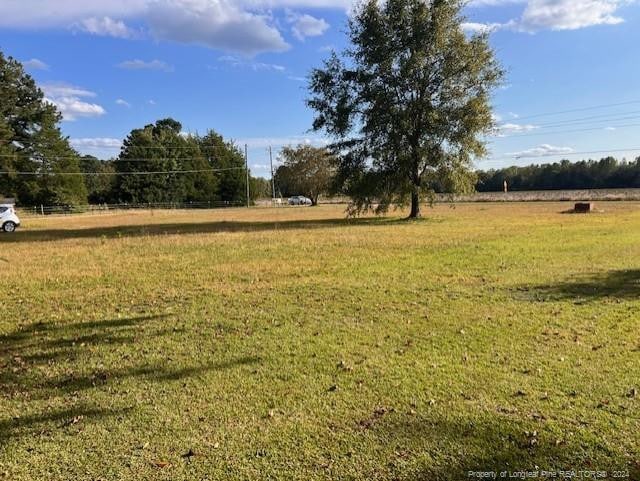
[[40, 84, 96, 98], [146, 0, 290, 56], [45, 99, 106, 122], [517, 0, 626, 32], [41, 83, 106, 121], [239, 135, 329, 149], [77, 16, 136, 38], [22, 58, 49, 70], [0, 0, 631, 57], [495, 122, 538, 136], [116, 98, 131, 107], [509, 144, 575, 159], [118, 59, 174, 71], [461, 22, 502, 34], [218, 55, 286, 72], [286, 10, 330, 40], [0, 0, 345, 55], [251, 163, 272, 171], [0, 1, 148, 28], [468, 0, 631, 33], [469, 0, 526, 5], [70, 138, 122, 149]]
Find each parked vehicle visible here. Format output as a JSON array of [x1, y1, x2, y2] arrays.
[[288, 196, 312, 206], [0, 204, 20, 233]]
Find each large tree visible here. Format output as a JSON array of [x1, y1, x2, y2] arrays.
[[0, 50, 87, 205], [276, 145, 335, 205], [198, 131, 248, 204], [308, 0, 503, 217], [115, 119, 217, 204]]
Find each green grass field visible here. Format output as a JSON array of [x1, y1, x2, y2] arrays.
[[1, 203, 639, 480]]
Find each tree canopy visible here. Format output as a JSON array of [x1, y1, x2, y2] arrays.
[[197, 131, 249, 204], [275, 145, 335, 205], [0, 49, 86, 205], [114, 119, 257, 205], [308, 0, 503, 217], [115, 119, 217, 204]]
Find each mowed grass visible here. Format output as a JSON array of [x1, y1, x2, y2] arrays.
[[1, 203, 639, 480]]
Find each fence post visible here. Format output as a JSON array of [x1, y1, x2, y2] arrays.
[[40, 204, 44, 216]]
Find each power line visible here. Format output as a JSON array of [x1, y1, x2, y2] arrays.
[[11, 142, 241, 151], [524, 111, 640, 129], [0, 167, 246, 176], [482, 147, 640, 164], [492, 110, 640, 139], [507, 100, 640, 122], [0, 155, 243, 162], [491, 122, 640, 140]]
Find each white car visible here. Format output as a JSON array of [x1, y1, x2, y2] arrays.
[[0, 204, 20, 233], [288, 196, 312, 206]]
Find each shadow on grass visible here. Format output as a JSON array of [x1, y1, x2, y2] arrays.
[[0, 314, 260, 444], [363, 413, 638, 480], [516, 269, 640, 302], [0, 407, 134, 445], [1, 217, 416, 243]]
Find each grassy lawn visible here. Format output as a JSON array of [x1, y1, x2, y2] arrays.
[[1, 203, 639, 480]]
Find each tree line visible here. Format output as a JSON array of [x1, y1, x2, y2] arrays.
[[476, 157, 640, 192], [0, 50, 265, 207], [82, 118, 266, 206]]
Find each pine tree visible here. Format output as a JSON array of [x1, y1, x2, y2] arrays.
[[198, 131, 247, 204], [0, 49, 87, 205]]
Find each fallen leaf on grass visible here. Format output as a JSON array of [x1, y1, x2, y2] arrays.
[[359, 406, 391, 429], [153, 461, 170, 469]]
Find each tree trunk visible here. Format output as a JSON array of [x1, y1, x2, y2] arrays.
[[409, 189, 421, 219]]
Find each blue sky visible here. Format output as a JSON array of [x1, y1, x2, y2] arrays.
[[1, 0, 639, 176]]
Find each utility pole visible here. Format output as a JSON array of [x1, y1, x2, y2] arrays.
[[245, 144, 250, 208], [269, 146, 276, 200]]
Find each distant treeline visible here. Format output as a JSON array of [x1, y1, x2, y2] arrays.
[[81, 118, 270, 206], [475, 157, 640, 192]]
